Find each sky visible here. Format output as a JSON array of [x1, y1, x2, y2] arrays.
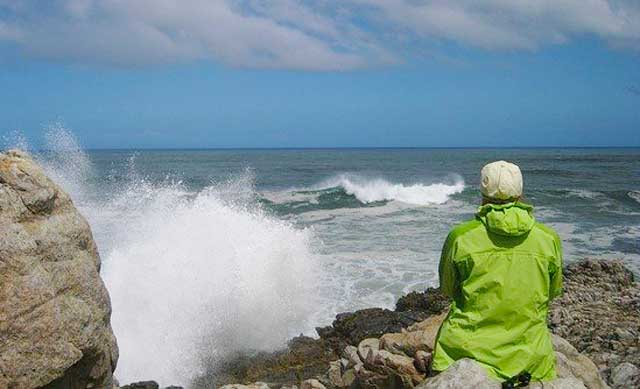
[[1, 0, 639, 148]]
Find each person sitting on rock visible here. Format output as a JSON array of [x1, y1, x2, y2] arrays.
[[431, 160, 563, 386]]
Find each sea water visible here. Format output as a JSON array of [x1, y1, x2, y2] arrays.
[[5, 128, 640, 386]]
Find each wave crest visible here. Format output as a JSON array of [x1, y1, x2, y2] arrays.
[[316, 174, 465, 206]]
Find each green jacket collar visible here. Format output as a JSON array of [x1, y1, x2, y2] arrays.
[[476, 201, 535, 237]]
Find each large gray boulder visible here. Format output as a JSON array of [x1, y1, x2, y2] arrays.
[[416, 358, 589, 389], [552, 334, 609, 389], [609, 362, 640, 389], [0, 150, 118, 388], [417, 358, 499, 389]]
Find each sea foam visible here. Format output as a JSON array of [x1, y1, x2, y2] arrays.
[[28, 127, 320, 386]]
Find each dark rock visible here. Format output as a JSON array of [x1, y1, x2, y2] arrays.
[[354, 367, 404, 389], [193, 336, 338, 388], [120, 382, 183, 389], [121, 381, 159, 389], [320, 308, 429, 347], [395, 287, 450, 315]]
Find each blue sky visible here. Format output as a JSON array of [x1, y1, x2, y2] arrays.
[[1, 1, 639, 148]]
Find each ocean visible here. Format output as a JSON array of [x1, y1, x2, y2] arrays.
[[13, 130, 640, 386]]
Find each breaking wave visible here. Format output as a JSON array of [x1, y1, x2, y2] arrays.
[[21, 126, 320, 386], [261, 175, 465, 215], [317, 174, 465, 205]]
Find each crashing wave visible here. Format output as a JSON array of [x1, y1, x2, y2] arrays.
[[25, 126, 320, 386], [315, 174, 465, 206]]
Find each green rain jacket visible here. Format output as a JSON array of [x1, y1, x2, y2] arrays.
[[432, 201, 562, 381]]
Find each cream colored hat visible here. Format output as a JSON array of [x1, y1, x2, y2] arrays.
[[480, 161, 523, 200]]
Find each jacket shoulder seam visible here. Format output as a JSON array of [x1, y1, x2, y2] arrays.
[[533, 222, 560, 241], [447, 219, 484, 243]]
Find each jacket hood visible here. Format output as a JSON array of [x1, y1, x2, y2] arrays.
[[476, 201, 535, 237]]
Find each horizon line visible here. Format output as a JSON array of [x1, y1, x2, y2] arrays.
[[6, 145, 640, 153], [54, 145, 640, 151]]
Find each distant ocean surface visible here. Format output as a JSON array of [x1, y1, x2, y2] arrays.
[[15, 130, 640, 385]]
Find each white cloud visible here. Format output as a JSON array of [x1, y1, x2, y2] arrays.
[[0, 0, 378, 69], [0, 0, 639, 70], [352, 0, 640, 51]]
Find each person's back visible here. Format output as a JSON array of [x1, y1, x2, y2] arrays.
[[431, 161, 563, 384]]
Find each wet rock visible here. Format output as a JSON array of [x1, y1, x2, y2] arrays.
[[318, 308, 429, 348], [199, 335, 338, 387], [120, 382, 159, 389], [0, 150, 118, 388], [610, 362, 640, 389], [395, 288, 450, 316]]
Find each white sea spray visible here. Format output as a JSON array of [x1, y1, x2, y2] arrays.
[[31, 126, 321, 386]]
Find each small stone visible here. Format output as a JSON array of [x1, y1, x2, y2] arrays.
[[342, 345, 362, 368], [614, 328, 634, 342], [219, 383, 270, 389], [365, 348, 425, 384], [301, 379, 326, 389], [357, 338, 380, 361], [414, 350, 432, 373], [328, 360, 344, 387], [342, 369, 357, 387]]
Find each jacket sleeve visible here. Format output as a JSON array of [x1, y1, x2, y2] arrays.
[[439, 233, 458, 298], [549, 233, 563, 300]]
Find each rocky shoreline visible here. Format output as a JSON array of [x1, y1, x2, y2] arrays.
[[187, 259, 637, 389], [1, 150, 638, 389]]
